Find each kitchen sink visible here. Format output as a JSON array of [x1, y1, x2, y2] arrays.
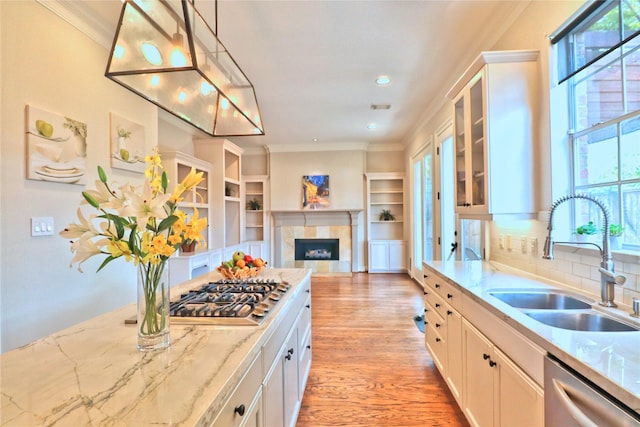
[[488, 290, 592, 310], [526, 311, 640, 332]]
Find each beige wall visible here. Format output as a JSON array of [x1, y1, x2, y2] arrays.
[[269, 149, 366, 211], [0, 1, 158, 351]]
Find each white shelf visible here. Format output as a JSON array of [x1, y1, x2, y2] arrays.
[[365, 172, 406, 272]]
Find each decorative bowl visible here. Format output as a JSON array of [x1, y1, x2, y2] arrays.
[[216, 265, 263, 280]]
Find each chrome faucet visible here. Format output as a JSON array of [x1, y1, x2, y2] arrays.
[[542, 194, 626, 307]]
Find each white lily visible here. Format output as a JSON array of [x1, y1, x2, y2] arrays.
[[120, 180, 170, 231], [59, 208, 99, 240]]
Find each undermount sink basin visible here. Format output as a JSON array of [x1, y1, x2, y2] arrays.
[[488, 290, 592, 310], [526, 311, 640, 332]]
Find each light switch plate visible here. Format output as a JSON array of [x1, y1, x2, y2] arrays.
[[32, 217, 54, 237]]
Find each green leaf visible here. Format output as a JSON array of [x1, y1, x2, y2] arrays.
[[96, 255, 115, 273], [158, 215, 178, 232], [97, 166, 108, 183], [104, 213, 126, 239]]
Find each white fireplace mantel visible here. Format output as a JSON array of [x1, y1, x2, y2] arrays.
[[271, 209, 362, 227], [271, 210, 362, 274]]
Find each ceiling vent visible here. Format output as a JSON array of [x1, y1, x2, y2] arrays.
[[370, 104, 391, 110]]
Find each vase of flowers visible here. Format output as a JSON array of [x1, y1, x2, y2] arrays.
[[60, 147, 206, 351]]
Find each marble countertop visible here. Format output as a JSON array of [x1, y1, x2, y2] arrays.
[[0, 268, 312, 426], [424, 260, 640, 413]]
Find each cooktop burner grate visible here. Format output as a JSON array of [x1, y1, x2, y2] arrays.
[[169, 278, 289, 325]]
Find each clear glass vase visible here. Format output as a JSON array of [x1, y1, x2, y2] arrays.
[[137, 261, 170, 351]]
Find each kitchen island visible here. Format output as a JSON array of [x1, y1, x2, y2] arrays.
[[423, 260, 640, 425], [0, 268, 312, 426]]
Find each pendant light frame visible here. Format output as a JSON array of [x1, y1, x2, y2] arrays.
[[105, 0, 264, 137]]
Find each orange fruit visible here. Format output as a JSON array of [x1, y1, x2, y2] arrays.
[[236, 259, 246, 268]]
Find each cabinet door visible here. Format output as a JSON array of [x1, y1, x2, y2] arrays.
[[263, 356, 285, 427], [239, 389, 263, 427], [283, 327, 299, 427], [388, 241, 405, 270], [445, 306, 463, 405], [453, 93, 468, 208], [494, 349, 543, 427], [369, 241, 389, 271], [462, 320, 495, 427], [468, 76, 486, 208]]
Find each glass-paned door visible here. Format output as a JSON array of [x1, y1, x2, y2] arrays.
[[411, 144, 433, 279]]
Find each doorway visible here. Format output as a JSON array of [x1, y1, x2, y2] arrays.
[[410, 142, 433, 280]]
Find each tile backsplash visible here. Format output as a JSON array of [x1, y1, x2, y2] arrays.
[[490, 220, 640, 308]]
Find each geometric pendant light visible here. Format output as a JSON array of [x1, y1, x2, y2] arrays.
[[105, 0, 264, 137]]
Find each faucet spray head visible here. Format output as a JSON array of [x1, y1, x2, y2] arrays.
[[542, 236, 553, 259]]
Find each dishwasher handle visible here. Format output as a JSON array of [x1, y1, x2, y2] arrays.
[[552, 378, 599, 427]]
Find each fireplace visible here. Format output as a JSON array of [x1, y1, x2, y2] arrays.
[[271, 209, 362, 274], [295, 239, 339, 261]]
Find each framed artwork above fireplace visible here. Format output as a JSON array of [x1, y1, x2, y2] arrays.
[[302, 175, 330, 210]]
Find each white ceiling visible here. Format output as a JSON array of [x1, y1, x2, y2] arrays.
[[62, 0, 531, 150]]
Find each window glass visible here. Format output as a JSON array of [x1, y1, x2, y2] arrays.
[[620, 116, 640, 180], [574, 125, 618, 186], [572, 50, 624, 132], [621, 182, 640, 245], [560, 0, 640, 250]]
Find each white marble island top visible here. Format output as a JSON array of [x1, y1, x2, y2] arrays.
[[0, 268, 311, 426], [424, 260, 640, 413]]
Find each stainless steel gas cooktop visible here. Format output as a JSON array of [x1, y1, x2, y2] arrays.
[[168, 278, 290, 325]]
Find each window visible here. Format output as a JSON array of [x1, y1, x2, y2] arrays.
[[553, 0, 640, 249]]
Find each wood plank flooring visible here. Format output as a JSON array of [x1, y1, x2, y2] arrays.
[[296, 273, 469, 427]]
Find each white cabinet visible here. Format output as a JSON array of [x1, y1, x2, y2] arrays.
[[262, 279, 312, 427], [210, 353, 263, 427], [195, 139, 244, 250], [447, 50, 539, 219], [368, 240, 406, 273], [462, 320, 543, 427], [423, 270, 462, 405], [423, 265, 543, 427]]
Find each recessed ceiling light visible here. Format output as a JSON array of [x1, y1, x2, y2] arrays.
[[375, 75, 391, 86], [312, 138, 318, 142], [371, 104, 391, 110], [367, 123, 377, 130]]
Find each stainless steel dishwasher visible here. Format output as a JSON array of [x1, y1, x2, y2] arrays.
[[545, 355, 640, 426]]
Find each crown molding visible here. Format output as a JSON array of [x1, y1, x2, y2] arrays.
[[36, 1, 115, 49], [267, 142, 368, 153]]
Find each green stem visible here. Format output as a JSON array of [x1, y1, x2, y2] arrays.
[[138, 261, 168, 336]]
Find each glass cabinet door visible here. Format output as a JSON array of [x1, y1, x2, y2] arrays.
[[469, 77, 486, 207], [454, 97, 467, 207]]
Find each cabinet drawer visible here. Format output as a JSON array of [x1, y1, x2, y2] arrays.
[[262, 288, 308, 375], [424, 302, 444, 330], [210, 353, 262, 427], [425, 323, 446, 372], [297, 297, 311, 351], [427, 291, 447, 319], [437, 281, 462, 312], [299, 327, 312, 396]]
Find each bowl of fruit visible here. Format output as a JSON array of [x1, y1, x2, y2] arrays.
[[217, 251, 267, 279]]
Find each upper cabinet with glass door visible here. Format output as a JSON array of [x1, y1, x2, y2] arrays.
[[447, 50, 539, 219]]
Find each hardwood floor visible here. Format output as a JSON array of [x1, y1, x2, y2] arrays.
[[296, 273, 469, 427]]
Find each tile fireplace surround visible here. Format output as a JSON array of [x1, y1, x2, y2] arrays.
[[272, 210, 362, 275]]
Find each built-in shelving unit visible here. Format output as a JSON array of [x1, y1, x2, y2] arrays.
[[159, 150, 212, 249], [242, 175, 270, 260], [195, 138, 244, 251], [365, 172, 406, 273], [243, 176, 267, 241]]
